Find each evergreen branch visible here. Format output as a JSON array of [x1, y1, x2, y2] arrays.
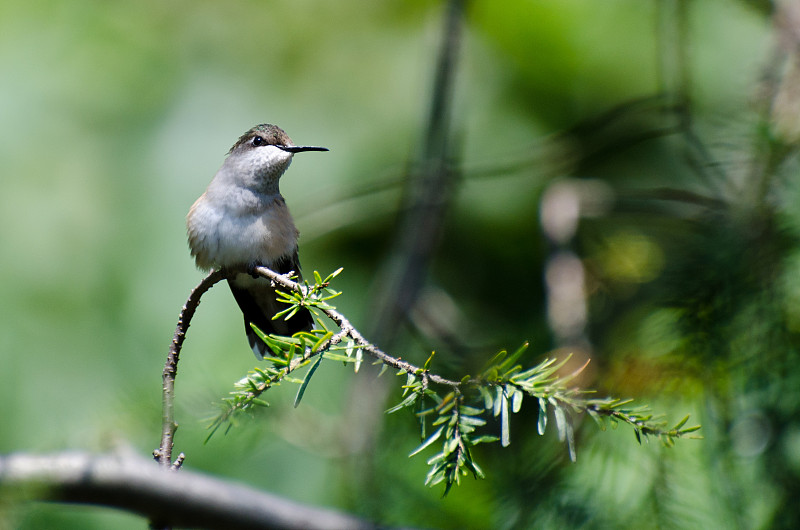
[[208, 266, 701, 494], [255, 265, 461, 387]]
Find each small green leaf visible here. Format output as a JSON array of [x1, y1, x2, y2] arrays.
[[467, 459, 486, 479], [283, 345, 296, 368], [355, 348, 363, 373], [459, 415, 487, 427], [459, 406, 483, 416], [480, 386, 493, 410], [432, 415, 451, 426], [323, 267, 344, 283], [437, 392, 456, 413], [423, 351, 436, 371], [444, 435, 459, 454], [564, 413, 576, 462], [511, 388, 523, 413], [497, 341, 529, 372], [418, 393, 427, 439], [470, 435, 500, 445], [672, 414, 690, 431], [251, 325, 285, 357], [409, 426, 444, 457], [294, 354, 324, 408], [438, 397, 456, 415], [387, 392, 419, 414], [264, 356, 288, 367], [312, 331, 333, 352], [481, 350, 507, 373], [275, 306, 298, 321], [417, 406, 438, 417], [501, 392, 510, 447], [493, 386, 504, 417], [320, 352, 353, 363], [554, 405, 567, 442], [587, 408, 605, 429], [402, 373, 416, 396]]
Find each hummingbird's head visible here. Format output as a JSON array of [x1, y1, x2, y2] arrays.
[[224, 124, 327, 192]]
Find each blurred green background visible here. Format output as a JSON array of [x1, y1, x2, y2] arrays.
[[2, 0, 799, 528]]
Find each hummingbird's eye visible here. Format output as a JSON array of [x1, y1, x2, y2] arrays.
[[251, 136, 266, 147]]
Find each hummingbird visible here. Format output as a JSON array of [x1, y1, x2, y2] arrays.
[[186, 124, 328, 359]]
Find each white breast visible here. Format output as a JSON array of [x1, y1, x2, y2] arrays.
[[187, 191, 299, 270]]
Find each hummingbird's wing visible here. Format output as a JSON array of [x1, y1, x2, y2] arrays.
[[227, 251, 314, 360]]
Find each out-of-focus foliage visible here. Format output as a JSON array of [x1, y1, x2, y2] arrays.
[[1, 0, 797, 528]]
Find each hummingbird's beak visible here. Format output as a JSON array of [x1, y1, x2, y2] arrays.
[[279, 145, 329, 153]]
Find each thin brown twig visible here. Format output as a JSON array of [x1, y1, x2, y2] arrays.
[[155, 269, 226, 469]]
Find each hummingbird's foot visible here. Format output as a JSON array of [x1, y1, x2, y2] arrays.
[[247, 261, 264, 279]]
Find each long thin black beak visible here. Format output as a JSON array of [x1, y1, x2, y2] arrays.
[[279, 145, 329, 153]]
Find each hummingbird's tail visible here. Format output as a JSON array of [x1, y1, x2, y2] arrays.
[[227, 274, 313, 360]]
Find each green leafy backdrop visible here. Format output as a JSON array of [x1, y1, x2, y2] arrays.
[[1, 1, 795, 528]]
